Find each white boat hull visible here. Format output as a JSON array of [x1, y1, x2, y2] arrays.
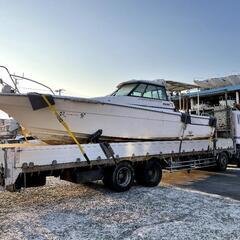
[[0, 94, 214, 144]]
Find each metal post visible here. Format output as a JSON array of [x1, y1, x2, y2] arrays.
[[197, 88, 200, 115], [190, 98, 194, 110], [225, 92, 228, 107], [179, 93, 181, 110], [236, 91, 239, 104], [186, 97, 189, 112]]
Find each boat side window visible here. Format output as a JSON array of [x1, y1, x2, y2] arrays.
[[143, 85, 168, 100], [156, 86, 167, 100], [130, 84, 147, 97], [143, 85, 159, 99], [113, 83, 138, 96]]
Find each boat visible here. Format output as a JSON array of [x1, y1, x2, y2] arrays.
[[0, 118, 19, 140], [0, 66, 215, 144]]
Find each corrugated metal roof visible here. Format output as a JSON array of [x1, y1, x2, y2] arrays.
[[166, 81, 197, 92], [194, 74, 240, 89]]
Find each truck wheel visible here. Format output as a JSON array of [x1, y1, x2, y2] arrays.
[[103, 162, 134, 192], [136, 160, 162, 187], [216, 152, 228, 171]]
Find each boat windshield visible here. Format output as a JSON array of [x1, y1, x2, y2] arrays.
[[113, 83, 138, 96]]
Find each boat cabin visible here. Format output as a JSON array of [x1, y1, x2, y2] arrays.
[[112, 80, 168, 101]]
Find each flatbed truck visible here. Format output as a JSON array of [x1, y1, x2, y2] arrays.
[[0, 137, 237, 192]]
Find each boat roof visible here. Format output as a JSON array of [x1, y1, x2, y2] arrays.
[[117, 79, 166, 88], [165, 80, 197, 92]]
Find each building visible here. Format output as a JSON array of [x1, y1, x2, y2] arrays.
[[167, 75, 240, 115]]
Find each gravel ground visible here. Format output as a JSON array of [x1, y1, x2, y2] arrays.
[[0, 177, 240, 240]]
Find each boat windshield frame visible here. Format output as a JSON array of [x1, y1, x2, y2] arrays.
[[112, 83, 138, 97], [112, 82, 169, 101]]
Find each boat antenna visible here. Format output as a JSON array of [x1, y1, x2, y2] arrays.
[[55, 89, 65, 96]]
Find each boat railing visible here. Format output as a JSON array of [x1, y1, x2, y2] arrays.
[[0, 65, 55, 95], [0, 65, 20, 93]]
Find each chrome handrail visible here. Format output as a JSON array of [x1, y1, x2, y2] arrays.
[[0, 65, 55, 95], [11, 74, 55, 95]]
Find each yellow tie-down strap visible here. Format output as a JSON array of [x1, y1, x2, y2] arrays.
[[42, 95, 90, 164], [208, 127, 215, 146]]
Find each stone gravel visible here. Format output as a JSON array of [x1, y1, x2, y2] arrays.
[[0, 177, 239, 240]]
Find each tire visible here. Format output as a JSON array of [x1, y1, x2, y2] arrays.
[[135, 160, 162, 187], [216, 152, 228, 171], [103, 162, 134, 192]]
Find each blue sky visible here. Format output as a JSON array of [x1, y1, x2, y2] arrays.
[[0, 0, 240, 96]]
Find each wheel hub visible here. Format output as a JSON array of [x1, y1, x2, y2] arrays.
[[117, 167, 131, 187]]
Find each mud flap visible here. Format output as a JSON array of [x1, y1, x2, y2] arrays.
[[27, 93, 55, 110]]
